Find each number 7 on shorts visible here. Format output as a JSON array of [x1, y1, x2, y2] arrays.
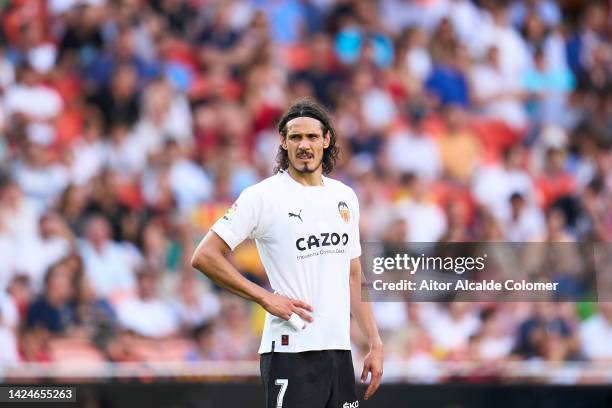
[[275, 379, 288, 407]]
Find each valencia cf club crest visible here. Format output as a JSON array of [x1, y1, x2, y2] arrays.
[[338, 201, 350, 223], [223, 202, 238, 220]]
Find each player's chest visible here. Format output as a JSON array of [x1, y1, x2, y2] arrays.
[[267, 193, 354, 241]]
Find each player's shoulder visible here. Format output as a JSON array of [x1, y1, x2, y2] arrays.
[[239, 173, 285, 198], [324, 176, 359, 200]]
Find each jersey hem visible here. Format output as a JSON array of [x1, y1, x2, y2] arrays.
[[258, 345, 352, 354]]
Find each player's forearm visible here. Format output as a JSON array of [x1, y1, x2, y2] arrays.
[[351, 298, 383, 350], [191, 244, 268, 305], [349, 261, 383, 350]]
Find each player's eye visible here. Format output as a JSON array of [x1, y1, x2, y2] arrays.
[[308, 134, 319, 140]]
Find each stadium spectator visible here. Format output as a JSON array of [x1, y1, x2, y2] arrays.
[[68, 111, 107, 187], [73, 263, 117, 349], [26, 259, 77, 335], [509, 0, 562, 28], [523, 48, 575, 127], [514, 302, 579, 361], [79, 215, 136, 298], [476, 2, 531, 77], [353, 171, 391, 241], [18, 325, 51, 363], [574, 179, 611, 241], [141, 139, 212, 213], [6, 274, 33, 325], [470, 307, 514, 361], [385, 107, 441, 181], [579, 303, 612, 360], [472, 144, 535, 221], [0, 306, 19, 366], [0, 288, 19, 331], [171, 273, 220, 333], [424, 303, 481, 356], [187, 322, 224, 361], [10, 211, 74, 292], [502, 192, 546, 241], [12, 138, 70, 209], [213, 296, 258, 361], [3, 64, 63, 127], [398, 27, 433, 93], [470, 46, 527, 130], [436, 106, 481, 183], [56, 184, 90, 237], [397, 176, 447, 243], [535, 147, 577, 208], [115, 268, 179, 338], [104, 120, 147, 182], [425, 43, 470, 108]]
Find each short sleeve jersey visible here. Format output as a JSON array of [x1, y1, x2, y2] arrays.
[[211, 170, 361, 353]]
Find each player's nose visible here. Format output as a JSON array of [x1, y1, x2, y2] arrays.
[[297, 139, 311, 150]]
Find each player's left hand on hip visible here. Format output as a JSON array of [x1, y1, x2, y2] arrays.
[[360, 345, 384, 400]]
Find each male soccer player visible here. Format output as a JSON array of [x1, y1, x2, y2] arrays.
[[191, 99, 383, 407]]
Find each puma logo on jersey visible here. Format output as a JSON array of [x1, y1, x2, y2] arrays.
[[343, 401, 359, 408], [288, 209, 302, 222]]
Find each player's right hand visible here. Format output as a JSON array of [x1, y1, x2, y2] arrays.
[[260, 292, 314, 323]]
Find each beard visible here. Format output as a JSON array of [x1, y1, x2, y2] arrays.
[[289, 153, 323, 174]]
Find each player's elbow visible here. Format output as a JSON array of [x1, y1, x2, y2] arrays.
[[190, 251, 202, 270], [190, 244, 214, 272], [191, 232, 230, 275]]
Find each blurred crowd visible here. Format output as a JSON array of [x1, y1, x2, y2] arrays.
[[0, 0, 611, 380]]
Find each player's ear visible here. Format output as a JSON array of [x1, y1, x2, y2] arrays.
[[323, 131, 330, 149], [280, 133, 288, 150]]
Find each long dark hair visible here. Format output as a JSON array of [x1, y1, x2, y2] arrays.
[[274, 98, 339, 175]]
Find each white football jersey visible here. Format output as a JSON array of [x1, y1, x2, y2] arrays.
[[211, 170, 361, 353]]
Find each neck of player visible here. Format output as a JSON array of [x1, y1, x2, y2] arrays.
[[288, 165, 324, 187]]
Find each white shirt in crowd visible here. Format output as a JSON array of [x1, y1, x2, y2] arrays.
[[386, 130, 441, 181], [211, 170, 361, 353], [579, 315, 612, 360], [397, 200, 447, 243], [171, 292, 221, 329], [0, 326, 19, 366], [0, 232, 16, 293], [502, 203, 546, 242], [477, 336, 514, 360], [117, 297, 179, 338], [70, 139, 106, 186], [132, 94, 194, 151], [473, 16, 531, 77], [104, 134, 148, 179], [4, 83, 63, 122], [447, 0, 485, 48], [470, 63, 528, 129], [472, 164, 535, 221], [11, 235, 71, 293], [0, 292, 19, 330], [79, 240, 136, 297], [0, 195, 40, 242], [424, 308, 481, 351], [405, 47, 432, 82], [373, 302, 408, 332], [12, 161, 70, 209], [361, 88, 397, 131], [168, 159, 212, 211]]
